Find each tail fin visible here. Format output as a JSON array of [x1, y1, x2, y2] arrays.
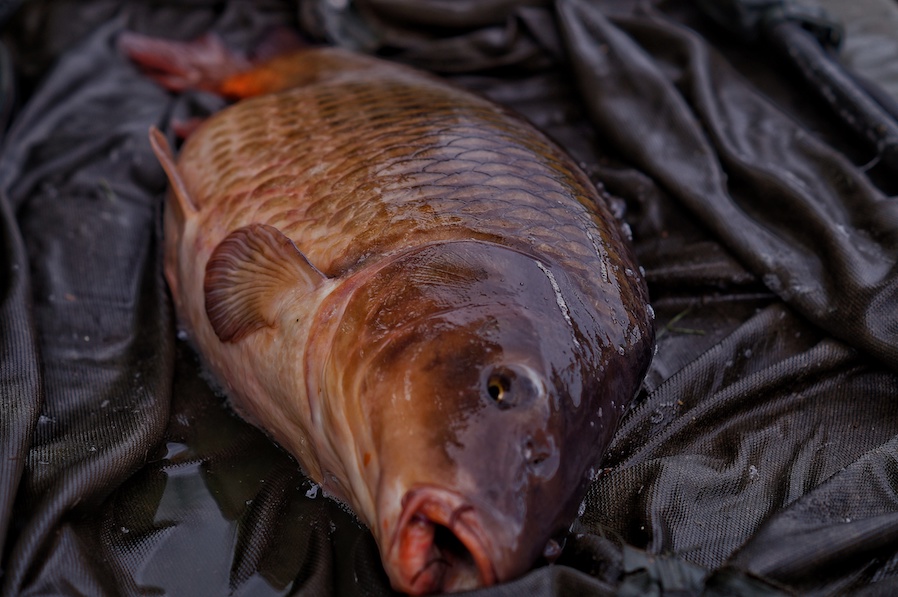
[[119, 31, 250, 95]]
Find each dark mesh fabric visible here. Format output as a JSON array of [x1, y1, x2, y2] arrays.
[[1, 1, 897, 595]]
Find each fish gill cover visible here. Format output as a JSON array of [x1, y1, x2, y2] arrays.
[[0, 0, 897, 596]]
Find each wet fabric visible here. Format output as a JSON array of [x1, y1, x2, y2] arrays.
[[1, 1, 897, 595]]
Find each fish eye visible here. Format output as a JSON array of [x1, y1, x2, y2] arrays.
[[484, 367, 524, 409], [483, 365, 542, 409], [486, 371, 512, 405]]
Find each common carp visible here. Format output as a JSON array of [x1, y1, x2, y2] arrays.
[[122, 32, 654, 595]]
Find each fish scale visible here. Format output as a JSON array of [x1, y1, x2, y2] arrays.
[[177, 68, 625, 299]]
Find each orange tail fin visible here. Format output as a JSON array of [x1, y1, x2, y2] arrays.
[[120, 29, 331, 100], [119, 32, 252, 97]]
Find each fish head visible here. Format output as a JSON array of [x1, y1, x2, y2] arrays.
[[329, 240, 652, 594]]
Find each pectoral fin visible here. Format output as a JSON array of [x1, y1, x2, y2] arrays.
[[205, 224, 327, 342]]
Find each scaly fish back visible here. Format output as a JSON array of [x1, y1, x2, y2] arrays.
[[174, 48, 645, 344]]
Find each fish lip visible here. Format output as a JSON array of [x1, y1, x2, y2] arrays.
[[386, 485, 498, 595]]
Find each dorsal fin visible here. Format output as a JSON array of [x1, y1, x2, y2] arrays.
[[149, 126, 198, 223], [204, 224, 328, 343]]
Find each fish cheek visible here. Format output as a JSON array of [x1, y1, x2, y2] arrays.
[[363, 321, 503, 488], [434, 327, 561, 515]]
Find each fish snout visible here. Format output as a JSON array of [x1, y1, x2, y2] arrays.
[[388, 486, 498, 595]]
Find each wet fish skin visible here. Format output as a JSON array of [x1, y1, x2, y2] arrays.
[[124, 34, 654, 595]]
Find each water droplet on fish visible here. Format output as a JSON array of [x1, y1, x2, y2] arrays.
[[617, 346, 625, 356], [577, 499, 587, 517], [597, 407, 603, 418], [743, 348, 753, 358], [38, 414, 55, 424], [649, 409, 664, 424], [121, 526, 130, 534], [647, 304, 655, 320], [748, 465, 759, 481], [534, 260, 580, 348], [101, 400, 110, 408], [621, 222, 633, 241], [89, 445, 97, 452], [639, 266, 646, 277], [305, 483, 320, 499], [176, 329, 189, 341], [403, 370, 412, 402]]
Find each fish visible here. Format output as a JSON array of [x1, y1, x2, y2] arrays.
[[121, 31, 654, 595]]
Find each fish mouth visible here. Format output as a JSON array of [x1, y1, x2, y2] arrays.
[[387, 486, 498, 595]]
